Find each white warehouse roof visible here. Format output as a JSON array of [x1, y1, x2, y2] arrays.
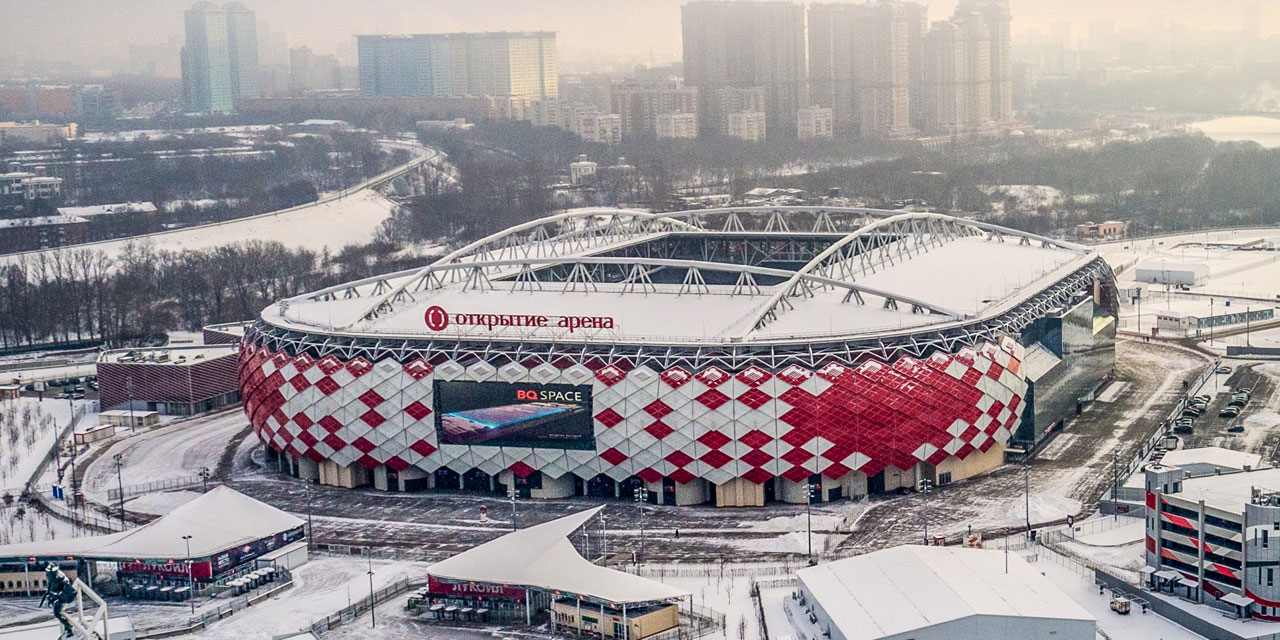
[[796, 546, 1095, 640]]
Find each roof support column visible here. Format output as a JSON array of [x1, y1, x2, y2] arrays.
[[577, 596, 582, 636], [623, 602, 628, 640], [526, 588, 531, 625], [1198, 499, 1206, 604]]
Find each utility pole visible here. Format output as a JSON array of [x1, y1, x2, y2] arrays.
[[182, 534, 194, 615], [113, 453, 125, 529], [601, 511, 607, 558], [306, 481, 314, 552]]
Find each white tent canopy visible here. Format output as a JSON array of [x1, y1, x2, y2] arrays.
[[428, 506, 689, 606], [0, 486, 304, 561]]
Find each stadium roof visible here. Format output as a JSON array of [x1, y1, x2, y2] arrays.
[[0, 486, 303, 561], [262, 208, 1099, 347], [428, 506, 689, 606], [797, 546, 1095, 640]]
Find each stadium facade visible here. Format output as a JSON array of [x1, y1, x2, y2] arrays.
[[239, 208, 1116, 507]]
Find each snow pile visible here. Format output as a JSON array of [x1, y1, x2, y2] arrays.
[[1073, 519, 1146, 547], [730, 531, 845, 554]]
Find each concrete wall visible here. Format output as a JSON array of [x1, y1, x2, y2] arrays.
[[536, 472, 575, 499], [935, 443, 1005, 483], [716, 477, 764, 507], [779, 478, 810, 504], [297, 456, 319, 482]]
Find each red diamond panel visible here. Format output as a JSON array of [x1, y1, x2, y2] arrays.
[[351, 437, 376, 454], [319, 416, 343, 434], [358, 389, 384, 409], [742, 467, 774, 484], [404, 401, 432, 421], [600, 447, 628, 466], [645, 421, 674, 439], [665, 450, 694, 467], [736, 366, 772, 387], [594, 408, 624, 428], [670, 468, 697, 484], [510, 461, 536, 478], [636, 468, 662, 484], [315, 377, 340, 395], [738, 429, 773, 449], [644, 400, 672, 419], [694, 366, 729, 387], [737, 388, 771, 410], [360, 410, 386, 428], [697, 430, 731, 449], [386, 456, 410, 472], [700, 449, 732, 468], [409, 439, 437, 457], [595, 365, 626, 386], [696, 388, 730, 410], [740, 449, 773, 468], [660, 367, 692, 389]]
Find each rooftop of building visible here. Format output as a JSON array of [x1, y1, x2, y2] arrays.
[[57, 202, 157, 217], [1169, 466, 1280, 512], [98, 344, 236, 365], [0, 215, 86, 229], [262, 208, 1100, 346], [797, 546, 1095, 640]]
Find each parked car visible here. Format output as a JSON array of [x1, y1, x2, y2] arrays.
[[1174, 424, 1194, 434], [1217, 366, 1232, 374], [1220, 407, 1241, 418], [1228, 424, 1245, 433], [1182, 408, 1203, 418]]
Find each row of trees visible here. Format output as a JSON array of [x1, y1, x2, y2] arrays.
[[0, 240, 422, 350]]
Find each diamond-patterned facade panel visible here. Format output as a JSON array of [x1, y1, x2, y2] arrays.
[[241, 337, 1027, 492]]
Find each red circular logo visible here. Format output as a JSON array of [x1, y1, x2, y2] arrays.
[[424, 305, 449, 331]]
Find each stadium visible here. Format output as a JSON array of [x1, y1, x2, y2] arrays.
[[238, 207, 1118, 507]]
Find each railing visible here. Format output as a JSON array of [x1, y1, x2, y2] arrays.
[[304, 577, 421, 635], [620, 560, 805, 579], [107, 474, 214, 502]]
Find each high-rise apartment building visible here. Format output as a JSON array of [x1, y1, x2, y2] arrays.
[[959, 0, 1013, 123], [681, 1, 806, 136], [609, 81, 698, 138], [289, 47, 340, 93], [357, 32, 557, 99], [809, 2, 925, 137], [181, 2, 259, 112]]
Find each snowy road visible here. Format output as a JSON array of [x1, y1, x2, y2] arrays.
[[80, 409, 249, 505]]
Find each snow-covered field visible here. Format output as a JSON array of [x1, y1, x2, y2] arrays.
[[0, 397, 92, 494], [123, 489, 201, 515]]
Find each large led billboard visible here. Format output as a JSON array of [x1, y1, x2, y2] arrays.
[[434, 381, 594, 450]]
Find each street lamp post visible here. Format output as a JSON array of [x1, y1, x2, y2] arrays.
[[367, 554, 376, 628], [182, 534, 194, 615], [126, 376, 135, 432], [1112, 450, 1118, 521], [508, 484, 518, 533], [199, 467, 210, 493], [634, 486, 647, 565], [1024, 464, 1031, 536], [113, 453, 125, 529], [919, 478, 933, 544]]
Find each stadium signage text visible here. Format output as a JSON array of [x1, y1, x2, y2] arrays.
[[424, 305, 615, 333]]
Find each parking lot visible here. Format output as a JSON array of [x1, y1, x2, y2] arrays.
[[1175, 362, 1280, 459]]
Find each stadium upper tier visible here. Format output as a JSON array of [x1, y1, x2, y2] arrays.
[[261, 207, 1106, 349]]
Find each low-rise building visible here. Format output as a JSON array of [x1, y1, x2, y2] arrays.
[[797, 106, 834, 140], [1134, 261, 1209, 287], [569, 155, 597, 186], [98, 410, 160, 429], [97, 345, 239, 416], [1074, 220, 1125, 240], [57, 201, 157, 219], [0, 214, 87, 251], [726, 110, 766, 141], [0, 121, 77, 144]]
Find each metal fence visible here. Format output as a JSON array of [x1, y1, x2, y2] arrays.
[[107, 474, 214, 502], [304, 577, 422, 635]]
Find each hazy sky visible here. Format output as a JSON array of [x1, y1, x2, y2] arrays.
[[0, 0, 1271, 69]]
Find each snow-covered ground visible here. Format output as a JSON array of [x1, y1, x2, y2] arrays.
[[189, 557, 430, 639], [0, 397, 93, 494], [123, 489, 201, 515]]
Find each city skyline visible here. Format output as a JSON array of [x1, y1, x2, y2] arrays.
[[2, 0, 1276, 72]]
